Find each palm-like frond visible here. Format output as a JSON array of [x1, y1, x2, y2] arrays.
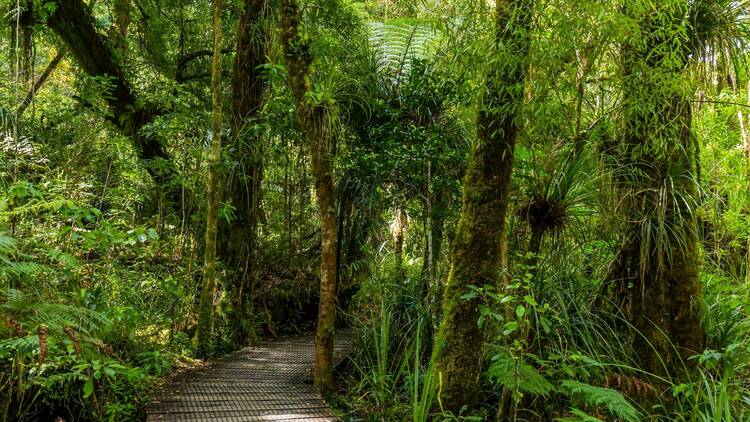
[[517, 146, 597, 236], [688, 0, 750, 82]]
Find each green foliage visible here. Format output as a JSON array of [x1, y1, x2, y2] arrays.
[[487, 354, 555, 397], [3, 0, 750, 420], [558, 380, 641, 422]]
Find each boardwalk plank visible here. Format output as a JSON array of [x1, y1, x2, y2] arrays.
[[146, 329, 353, 422]]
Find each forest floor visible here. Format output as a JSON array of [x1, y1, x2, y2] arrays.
[[144, 329, 354, 421]]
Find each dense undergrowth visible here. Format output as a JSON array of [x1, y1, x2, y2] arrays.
[[3, 0, 750, 421], [339, 245, 750, 421]]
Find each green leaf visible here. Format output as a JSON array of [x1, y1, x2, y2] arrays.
[[83, 378, 94, 398], [558, 380, 640, 422], [515, 305, 526, 318], [461, 291, 478, 300], [503, 321, 519, 336]]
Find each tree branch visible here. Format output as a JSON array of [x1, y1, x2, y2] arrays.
[[16, 47, 67, 118]]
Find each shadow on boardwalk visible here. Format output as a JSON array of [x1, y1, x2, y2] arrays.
[[146, 329, 354, 421]]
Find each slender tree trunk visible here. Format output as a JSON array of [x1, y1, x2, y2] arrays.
[[421, 187, 448, 300], [431, 0, 532, 412], [392, 202, 407, 280], [195, 0, 224, 358], [279, 0, 339, 391], [16, 47, 66, 118], [221, 0, 270, 348], [526, 223, 544, 271], [20, 0, 33, 84]]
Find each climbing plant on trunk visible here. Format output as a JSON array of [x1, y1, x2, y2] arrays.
[[606, 0, 703, 376], [221, 0, 271, 348], [195, 0, 224, 358], [431, 0, 533, 413], [279, 0, 339, 391]]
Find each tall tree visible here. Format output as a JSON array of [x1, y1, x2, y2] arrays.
[[431, 0, 533, 412], [221, 0, 270, 348], [279, 0, 339, 391], [607, 0, 703, 375], [195, 0, 224, 358]]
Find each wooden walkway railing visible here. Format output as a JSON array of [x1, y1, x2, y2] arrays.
[[145, 329, 354, 421]]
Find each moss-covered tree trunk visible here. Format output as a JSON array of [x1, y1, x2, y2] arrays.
[[608, 1, 704, 375], [195, 0, 224, 358], [279, 0, 339, 391], [221, 0, 270, 348], [110, 0, 130, 60], [431, 0, 532, 412]]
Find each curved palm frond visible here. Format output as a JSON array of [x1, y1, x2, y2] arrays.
[[688, 0, 750, 83]]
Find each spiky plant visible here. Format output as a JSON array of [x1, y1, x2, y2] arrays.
[[688, 0, 750, 85], [516, 145, 596, 259]]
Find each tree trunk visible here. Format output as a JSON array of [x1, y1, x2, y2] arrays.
[[279, 0, 339, 392], [46, 0, 180, 203], [221, 0, 270, 348], [111, 0, 131, 61], [609, 2, 704, 375], [431, 0, 532, 412], [392, 202, 407, 280], [524, 223, 544, 275], [421, 187, 448, 301], [195, 0, 224, 358]]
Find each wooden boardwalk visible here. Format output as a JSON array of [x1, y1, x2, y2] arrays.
[[146, 330, 354, 422]]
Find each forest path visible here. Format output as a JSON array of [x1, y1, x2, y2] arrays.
[[145, 329, 354, 421]]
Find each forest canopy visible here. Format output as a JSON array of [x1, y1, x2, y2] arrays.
[[1, 0, 750, 420]]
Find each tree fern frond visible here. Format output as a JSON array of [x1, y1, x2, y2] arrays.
[[556, 408, 605, 422], [367, 20, 437, 85]]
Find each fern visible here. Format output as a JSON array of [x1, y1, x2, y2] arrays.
[[367, 20, 437, 84], [0, 234, 45, 279], [556, 408, 605, 422], [487, 355, 554, 396], [558, 380, 641, 422], [1, 288, 111, 340]]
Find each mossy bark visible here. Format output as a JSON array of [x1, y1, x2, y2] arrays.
[[279, 0, 339, 391], [220, 0, 270, 348], [607, 2, 704, 376], [196, 0, 224, 358], [110, 0, 130, 61], [431, 0, 532, 413]]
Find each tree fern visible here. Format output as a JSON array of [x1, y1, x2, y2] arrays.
[[0, 288, 111, 342], [0, 233, 45, 280]]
